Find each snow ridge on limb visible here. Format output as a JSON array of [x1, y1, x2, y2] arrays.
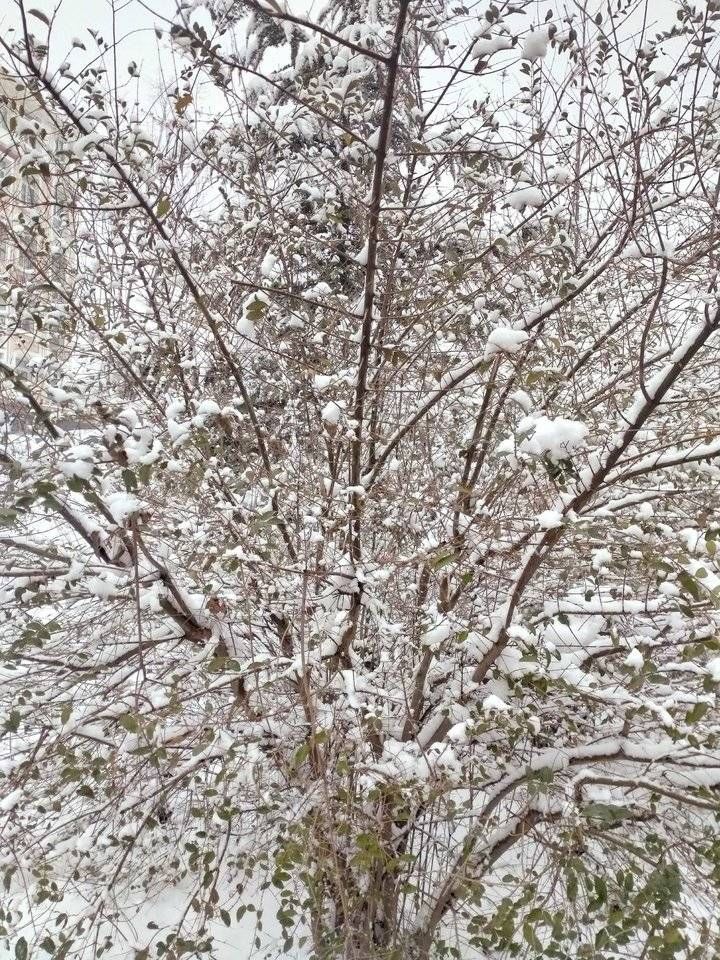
[[468, 311, 719, 688]]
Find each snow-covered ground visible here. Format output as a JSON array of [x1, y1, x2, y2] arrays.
[[0, 884, 295, 960]]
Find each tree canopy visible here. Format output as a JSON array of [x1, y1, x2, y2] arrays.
[[2, 0, 720, 958]]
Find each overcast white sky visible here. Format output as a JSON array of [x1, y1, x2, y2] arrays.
[[1, 0, 184, 122], [0, 1, 175, 65], [0, 0, 693, 134], [0, 0, 686, 77]]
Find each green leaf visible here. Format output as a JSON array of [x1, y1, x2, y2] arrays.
[[5, 710, 20, 733], [685, 701, 709, 723], [157, 196, 171, 218], [0, 508, 18, 526], [121, 469, 138, 492], [220, 909, 231, 927], [678, 571, 701, 600], [594, 875, 608, 904], [28, 8, 51, 25], [430, 552, 455, 570], [40, 937, 56, 954], [582, 802, 633, 823], [138, 463, 153, 485], [292, 742, 310, 768], [206, 656, 228, 672], [663, 924, 685, 947], [66, 476, 89, 494], [118, 713, 140, 733], [245, 297, 267, 322], [523, 922, 542, 952], [15, 937, 28, 960]]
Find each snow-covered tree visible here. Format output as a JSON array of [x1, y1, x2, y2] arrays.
[[2, 0, 720, 957]]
